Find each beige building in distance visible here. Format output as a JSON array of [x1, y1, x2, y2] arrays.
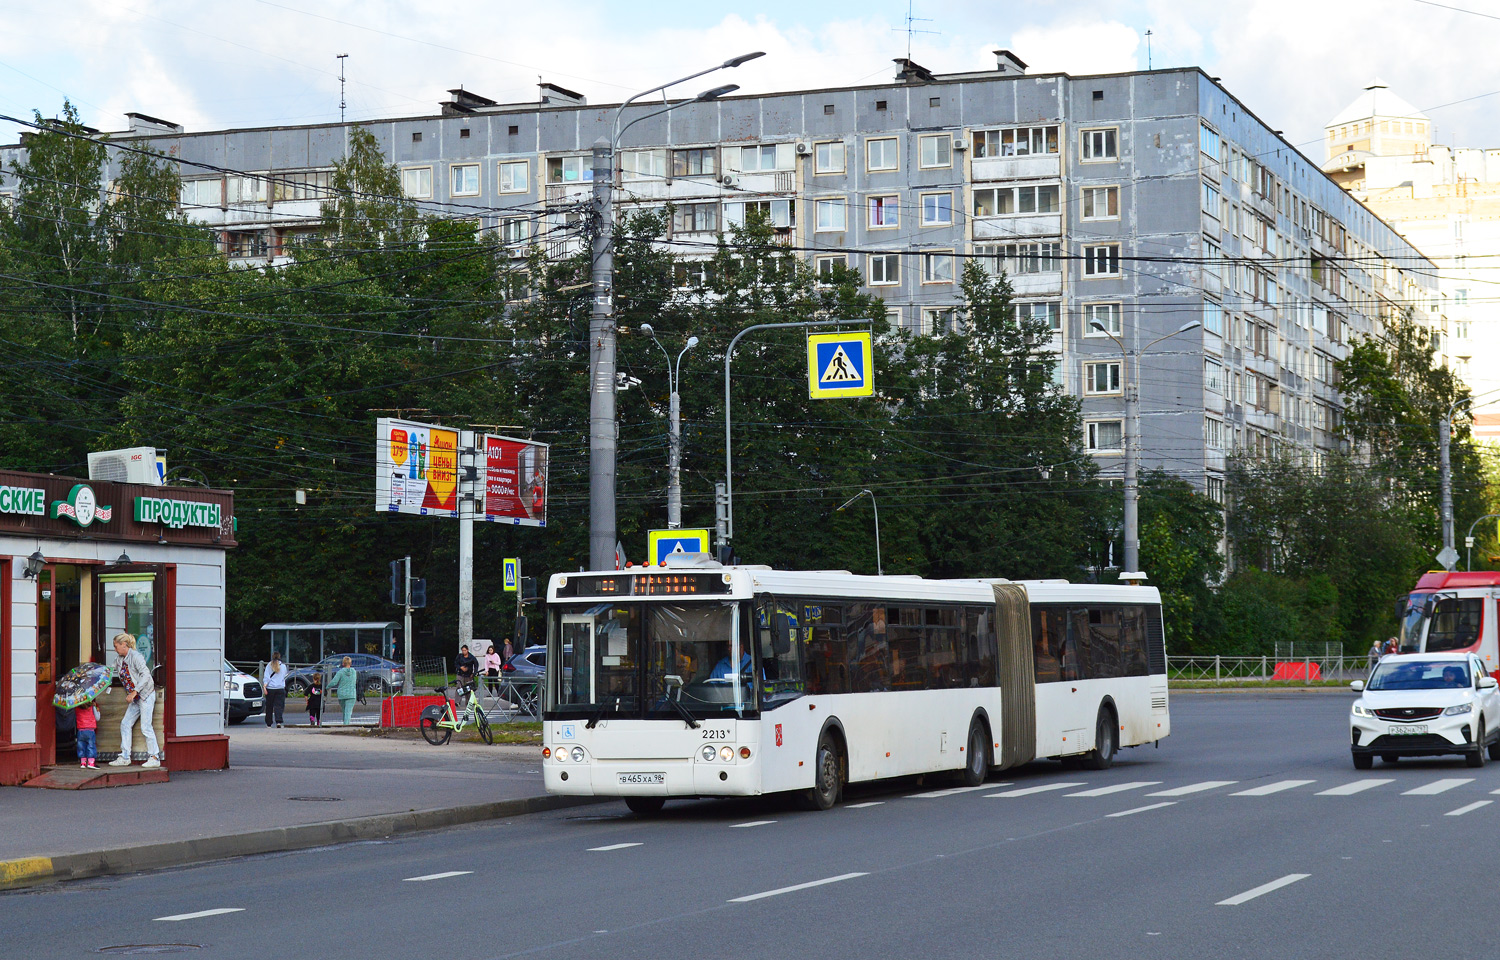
[[1324, 81, 1500, 441]]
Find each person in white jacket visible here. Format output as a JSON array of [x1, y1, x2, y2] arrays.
[[108, 632, 161, 769]]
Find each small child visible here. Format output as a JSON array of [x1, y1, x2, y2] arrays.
[[307, 678, 323, 727], [75, 702, 100, 768]]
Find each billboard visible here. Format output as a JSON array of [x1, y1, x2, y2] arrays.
[[376, 418, 460, 516], [483, 435, 548, 527]]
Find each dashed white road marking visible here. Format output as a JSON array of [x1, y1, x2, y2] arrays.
[[910, 785, 1005, 799], [1231, 780, 1316, 796], [1106, 801, 1176, 818], [1446, 800, 1492, 817], [154, 908, 245, 922], [731, 820, 777, 828], [845, 801, 885, 809], [1147, 781, 1238, 797], [729, 872, 868, 903], [589, 842, 644, 852], [1066, 781, 1161, 797], [1216, 874, 1311, 906], [1316, 779, 1394, 796], [1404, 778, 1474, 796], [986, 782, 1086, 798], [402, 870, 473, 882]]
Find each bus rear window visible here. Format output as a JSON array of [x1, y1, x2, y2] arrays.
[[1426, 598, 1483, 652]]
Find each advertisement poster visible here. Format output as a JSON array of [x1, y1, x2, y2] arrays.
[[484, 435, 548, 527], [376, 418, 459, 516]]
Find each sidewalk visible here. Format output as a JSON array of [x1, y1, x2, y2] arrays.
[[0, 721, 583, 887]]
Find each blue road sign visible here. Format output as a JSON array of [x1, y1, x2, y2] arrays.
[[807, 331, 874, 399], [647, 528, 712, 565]]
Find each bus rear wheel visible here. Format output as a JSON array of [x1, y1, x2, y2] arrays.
[[959, 719, 990, 787], [1081, 708, 1116, 770], [800, 734, 842, 811], [625, 797, 665, 817]]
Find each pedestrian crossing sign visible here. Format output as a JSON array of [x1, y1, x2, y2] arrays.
[[503, 557, 519, 592], [647, 528, 712, 565], [807, 331, 874, 399]]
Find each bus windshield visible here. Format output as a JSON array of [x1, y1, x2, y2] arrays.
[[1426, 598, 1482, 653], [549, 602, 747, 718]]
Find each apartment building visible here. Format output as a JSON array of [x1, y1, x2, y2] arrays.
[[0, 55, 1442, 498], [1323, 81, 1500, 442]]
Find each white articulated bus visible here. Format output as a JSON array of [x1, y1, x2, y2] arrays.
[[541, 559, 1170, 813]]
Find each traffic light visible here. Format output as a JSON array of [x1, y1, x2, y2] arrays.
[[521, 576, 537, 600], [409, 578, 427, 609], [389, 559, 402, 604]]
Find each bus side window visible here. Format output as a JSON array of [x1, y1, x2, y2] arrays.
[[846, 603, 889, 691], [757, 602, 804, 709], [1032, 607, 1063, 683], [805, 604, 849, 695]]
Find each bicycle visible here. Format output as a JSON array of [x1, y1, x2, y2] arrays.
[[418, 684, 493, 746]]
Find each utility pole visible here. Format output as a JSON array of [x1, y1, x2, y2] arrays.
[[642, 324, 698, 528], [587, 138, 616, 571], [336, 53, 348, 126], [1440, 411, 1453, 564], [458, 429, 478, 652]]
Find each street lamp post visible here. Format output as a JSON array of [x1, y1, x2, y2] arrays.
[[1466, 514, 1500, 571], [641, 324, 699, 528], [587, 52, 764, 570], [1088, 318, 1201, 578], [836, 489, 882, 576]]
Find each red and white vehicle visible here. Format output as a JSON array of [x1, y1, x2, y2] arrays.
[[1399, 571, 1500, 677]]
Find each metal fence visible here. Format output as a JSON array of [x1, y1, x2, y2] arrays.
[[232, 656, 451, 727], [1166, 654, 1375, 683]]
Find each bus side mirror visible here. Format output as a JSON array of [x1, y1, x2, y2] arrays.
[[1394, 597, 1407, 621]]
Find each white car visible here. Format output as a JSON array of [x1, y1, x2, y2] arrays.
[[223, 659, 264, 725], [1350, 652, 1500, 769]]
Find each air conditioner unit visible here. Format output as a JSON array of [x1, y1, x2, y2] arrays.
[[952, 140, 968, 152], [720, 173, 739, 188], [88, 447, 163, 486], [794, 141, 812, 156]]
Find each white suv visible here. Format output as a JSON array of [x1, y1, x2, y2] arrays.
[[223, 660, 263, 725], [1350, 652, 1500, 769]]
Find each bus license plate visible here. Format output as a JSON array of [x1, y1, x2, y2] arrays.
[[617, 772, 665, 785], [1388, 725, 1428, 735]]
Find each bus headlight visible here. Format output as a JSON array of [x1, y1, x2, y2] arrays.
[[720, 745, 734, 762], [571, 746, 586, 762], [701, 744, 717, 761]]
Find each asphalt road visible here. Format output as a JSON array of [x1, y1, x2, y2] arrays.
[[7, 690, 1498, 960]]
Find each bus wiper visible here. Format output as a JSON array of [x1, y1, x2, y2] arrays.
[[663, 676, 700, 729], [584, 705, 606, 729]]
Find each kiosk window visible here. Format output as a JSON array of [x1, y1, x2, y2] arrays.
[[102, 575, 156, 673]]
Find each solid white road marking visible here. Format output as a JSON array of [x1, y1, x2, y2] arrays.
[[729, 872, 869, 903], [910, 785, 1004, 799], [1446, 800, 1493, 817], [731, 820, 777, 828], [1404, 778, 1474, 795], [986, 782, 1086, 798], [402, 871, 473, 882], [1147, 781, 1238, 797], [1066, 781, 1161, 797], [845, 801, 885, 809], [1316, 779, 1394, 796], [154, 908, 245, 922], [588, 843, 644, 852], [1216, 874, 1311, 906], [1230, 780, 1315, 796], [1106, 801, 1176, 818]]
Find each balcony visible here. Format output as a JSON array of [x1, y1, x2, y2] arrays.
[[971, 155, 1061, 182], [973, 215, 1062, 240]]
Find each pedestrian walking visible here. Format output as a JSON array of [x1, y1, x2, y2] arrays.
[[108, 632, 161, 769], [330, 656, 359, 725], [75, 702, 99, 769], [263, 651, 288, 728], [483, 644, 502, 697], [307, 677, 323, 726], [503, 637, 514, 662]]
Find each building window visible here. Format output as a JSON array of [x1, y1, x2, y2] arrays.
[[1017, 301, 1061, 331], [815, 141, 845, 174], [671, 148, 716, 177], [973, 184, 1061, 216], [919, 134, 952, 169], [1199, 123, 1221, 162], [1205, 359, 1224, 396], [672, 201, 719, 234], [226, 230, 269, 259], [1083, 302, 1122, 336], [500, 217, 529, 246], [180, 178, 222, 208], [226, 176, 267, 205], [412, 131, 423, 143], [815, 254, 847, 279], [673, 260, 710, 289], [546, 156, 594, 183], [1206, 476, 1225, 503], [402, 167, 433, 199], [497, 160, 529, 193], [1205, 416, 1226, 453], [1080, 128, 1118, 161], [867, 137, 899, 172], [920, 192, 953, 225], [450, 163, 480, 196], [814, 198, 847, 232], [922, 252, 955, 284], [869, 253, 900, 285], [868, 195, 898, 229], [1085, 362, 1122, 395], [971, 125, 1059, 157], [1083, 244, 1121, 277], [875, 99, 888, 111], [724, 199, 793, 228], [1087, 420, 1124, 452], [1203, 299, 1225, 336], [974, 241, 1061, 276], [887, 306, 905, 332], [732, 143, 794, 173], [508, 125, 519, 135], [459, 127, 471, 139], [824, 104, 836, 116], [620, 149, 667, 181], [1081, 186, 1119, 221], [929, 97, 941, 108], [921, 307, 956, 334]]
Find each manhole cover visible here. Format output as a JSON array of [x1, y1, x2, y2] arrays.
[[287, 796, 342, 802], [97, 946, 202, 955]]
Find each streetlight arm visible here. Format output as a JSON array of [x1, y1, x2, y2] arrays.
[[1144, 320, 1202, 352], [612, 52, 761, 145]]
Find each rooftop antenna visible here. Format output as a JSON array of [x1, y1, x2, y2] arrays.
[[894, 0, 939, 62], [337, 53, 349, 125], [1144, 30, 1153, 70]]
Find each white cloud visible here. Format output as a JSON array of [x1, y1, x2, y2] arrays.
[[1012, 20, 1142, 76]]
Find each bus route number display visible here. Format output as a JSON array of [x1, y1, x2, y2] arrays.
[[556, 573, 730, 598]]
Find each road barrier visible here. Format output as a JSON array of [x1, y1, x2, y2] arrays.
[[1167, 655, 1373, 683]]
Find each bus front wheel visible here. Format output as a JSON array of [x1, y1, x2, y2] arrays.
[[801, 735, 842, 811], [1081, 708, 1116, 770]]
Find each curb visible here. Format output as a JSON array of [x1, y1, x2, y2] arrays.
[[0, 793, 606, 891]]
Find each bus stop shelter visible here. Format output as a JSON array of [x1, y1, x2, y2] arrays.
[[263, 622, 400, 662]]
